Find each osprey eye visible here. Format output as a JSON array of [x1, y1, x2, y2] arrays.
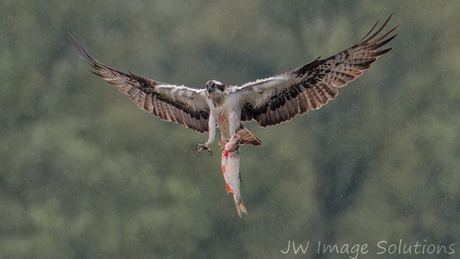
[[205, 81, 215, 89]]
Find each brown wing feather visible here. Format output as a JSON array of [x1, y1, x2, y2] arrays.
[[239, 14, 399, 127], [69, 34, 210, 133]]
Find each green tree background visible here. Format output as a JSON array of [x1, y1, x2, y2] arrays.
[[1, 0, 459, 258]]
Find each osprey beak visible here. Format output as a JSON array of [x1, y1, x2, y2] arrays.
[[207, 87, 215, 94]]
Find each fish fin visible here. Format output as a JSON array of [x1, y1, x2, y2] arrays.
[[226, 183, 233, 194], [235, 199, 247, 217]]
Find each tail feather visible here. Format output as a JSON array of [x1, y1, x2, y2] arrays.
[[237, 124, 262, 146]]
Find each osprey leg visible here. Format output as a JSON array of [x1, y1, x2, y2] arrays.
[[195, 115, 216, 156]]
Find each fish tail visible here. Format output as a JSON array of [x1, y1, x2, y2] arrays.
[[234, 199, 247, 217]]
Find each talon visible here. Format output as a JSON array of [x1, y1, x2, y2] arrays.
[[195, 142, 212, 156]]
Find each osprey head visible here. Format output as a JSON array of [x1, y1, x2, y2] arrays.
[[205, 80, 225, 94]]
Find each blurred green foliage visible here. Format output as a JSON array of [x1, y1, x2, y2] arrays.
[[1, 0, 460, 258]]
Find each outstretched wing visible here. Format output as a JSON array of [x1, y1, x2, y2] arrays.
[[69, 34, 210, 133], [236, 14, 399, 127]]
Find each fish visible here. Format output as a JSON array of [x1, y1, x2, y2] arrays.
[[221, 134, 247, 217]]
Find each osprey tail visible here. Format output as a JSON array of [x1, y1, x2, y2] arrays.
[[236, 124, 262, 146]]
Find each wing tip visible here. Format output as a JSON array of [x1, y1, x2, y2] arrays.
[[358, 13, 399, 45], [68, 33, 97, 63]]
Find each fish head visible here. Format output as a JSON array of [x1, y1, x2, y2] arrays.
[[225, 134, 241, 152]]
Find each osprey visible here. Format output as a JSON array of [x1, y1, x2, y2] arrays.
[[69, 15, 398, 156]]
